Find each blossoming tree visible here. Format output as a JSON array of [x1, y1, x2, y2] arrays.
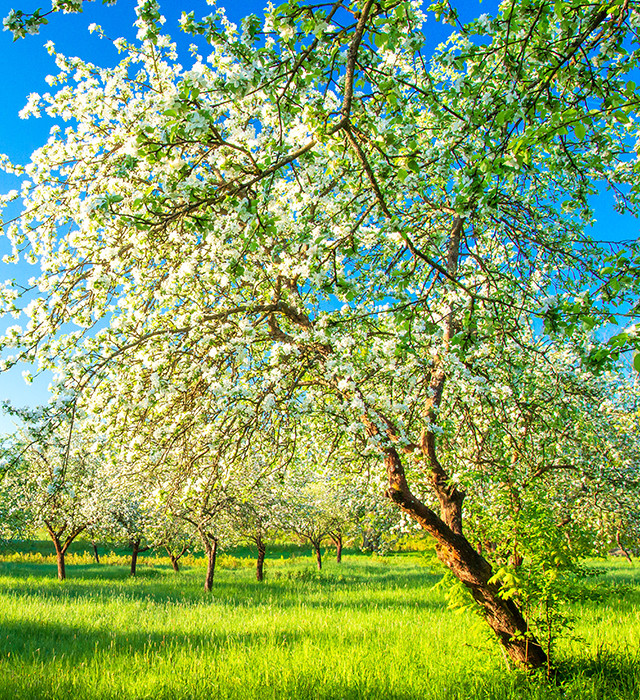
[[0, 418, 108, 580], [1, 0, 639, 668]]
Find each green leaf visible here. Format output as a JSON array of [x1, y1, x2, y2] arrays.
[[574, 122, 586, 140], [634, 354, 640, 372]]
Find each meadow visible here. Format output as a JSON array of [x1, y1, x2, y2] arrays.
[[0, 541, 638, 700]]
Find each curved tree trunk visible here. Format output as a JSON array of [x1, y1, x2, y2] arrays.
[[256, 537, 266, 582], [384, 446, 547, 669], [92, 541, 100, 564], [353, 220, 547, 668]]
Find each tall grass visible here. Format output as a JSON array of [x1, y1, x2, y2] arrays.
[[0, 547, 637, 699]]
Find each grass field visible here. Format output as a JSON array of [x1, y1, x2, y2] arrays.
[[0, 542, 638, 699]]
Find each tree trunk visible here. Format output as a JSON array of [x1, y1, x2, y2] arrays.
[[92, 541, 100, 564], [204, 537, 218, 592], [313, 541, 322, 570], [44, 521, 86, 582], [331, 533, 343, 563], [256, 537, 266, 582], [165, 544, 187, 572], [381, 217, 545, 669], [131, 538, 140, 576], [616, 529, 633, 563], [130, 538, 151, 576], [384, 447, 547, 669], [55, 546, 66, 581]]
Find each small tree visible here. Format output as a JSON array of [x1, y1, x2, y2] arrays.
[[228, 474, 284, 582], [0, 415, 106, 580]]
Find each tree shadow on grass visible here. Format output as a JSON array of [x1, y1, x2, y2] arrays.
[[554, 650, 640, 689], [0, 561, 447, 616], [0, 615, 469, 700], [1, 614, 638, 700]]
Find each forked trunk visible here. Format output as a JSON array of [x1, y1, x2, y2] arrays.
[[165, 544, 187, 572], [256, 537, 266, 582], [383, 217, 545, 669], [384, 448, 547, 669], [44, 521, 86, 582], [92, 542, 100, 564]]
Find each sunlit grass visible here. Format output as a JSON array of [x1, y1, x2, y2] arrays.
[[0, 546, 638, 699]]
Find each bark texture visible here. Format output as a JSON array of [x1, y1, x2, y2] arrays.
[[384, 442, 547, 668], [368, 218, 546, 669]]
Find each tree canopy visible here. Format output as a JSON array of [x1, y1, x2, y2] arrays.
[[1, 0, 639, 669]]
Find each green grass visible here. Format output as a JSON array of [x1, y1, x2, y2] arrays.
[[0, 547, 638, 699]]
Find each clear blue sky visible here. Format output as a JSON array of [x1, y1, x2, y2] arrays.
[[0, 0, 274, 432], [0, 0, 637, 434]]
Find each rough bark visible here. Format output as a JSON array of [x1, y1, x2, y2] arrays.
[[256, 537, 266, 582], [384, 446, 547, 668], [357, 218, 546, 668]]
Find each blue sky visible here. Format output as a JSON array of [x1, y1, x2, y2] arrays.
[[0, 0, 638, 434], [0, 0, 274, 432]]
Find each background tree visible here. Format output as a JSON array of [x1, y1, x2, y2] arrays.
[[0, 417, 106, 580]]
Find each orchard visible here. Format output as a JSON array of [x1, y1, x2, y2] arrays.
[[0, 0, 639, 688]]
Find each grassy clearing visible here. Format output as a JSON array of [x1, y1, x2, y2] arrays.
[[0, 546, 638, 699]]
